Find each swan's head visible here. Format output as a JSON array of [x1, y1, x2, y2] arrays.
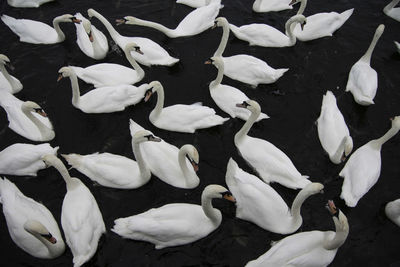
[[57, 67, 74, 81], [181, 144, 199, 172], [125, 43, 144, 55], [303, 182, 324, 195], [202, 184, 236, 203], [213, 17, 228, 28], [236, 100, 261, 114], [82, 20, 94, 42], [41, 154, 60, 168], [122, 16, 137, 25], [132, 130, 161, 144], [326, 200, 349, 233], [0, 54, 10, 65], [288, 14, 307, 30], [144, 81, 162, 102], [390, 116, 400, 130], [204, 56, 223, 68], [57, 14, 81, 24], [24, 220, 57, 244], [87, 8, 96, 18], [22, 101, 48, 117]]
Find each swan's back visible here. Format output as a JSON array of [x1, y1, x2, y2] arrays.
[[252, 0, 293, 12], [346, 60, 377, 105], [229, 23, 289, 47]]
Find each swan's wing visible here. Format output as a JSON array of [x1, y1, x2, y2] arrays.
[[210, 84, 251, 119], [253, 0, 293, 12], [129, 119, 147, 135], [346, 61, 377, 102], [91, 25, 109, 51], [229, 23, 288, 47]]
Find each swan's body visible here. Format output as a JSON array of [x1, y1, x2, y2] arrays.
[[88, 8, 178, 66], [252, 0, 293, 13], [206, 57, 269, 121], [213, 17, 288, 87], [61, 131, 161, 189], [385, 199, 400, 227], [0, 91, 54, 141], [7, 0, 54, 8], [229, 14, 306, 47], [316, 91, 353, 164], [144, 81, 228, 133], [0, 54, 23, 94], [123, 1, 223, 38], [383, 0, 400, 22], [235, 100, 310, 189], [176, 0, 220, 8], [0, 143, 58, 176], [0, 177, 65, 259], [226, 158, 323, 234], [1, 14, 81, 44], [129, 120, 200, 188], [42, 155, 105, 267], [58, 65, 148, 113], [111, 184, 235, 249], [340, 116, 400, 207], [346, 24, 385, 106], [74, 13, 108, 60]]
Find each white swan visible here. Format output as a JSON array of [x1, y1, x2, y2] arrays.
[[74, 13, 108, 60], [57, 66, 148, 113], [129, 119, 200, 189], [0, 54, 23, 94], [205, 57, 269, 121], [246, 200, 349, 267], [385, 199, 400, 227], [213, 17, 288, 87], [61, 130, 161, 189], [111, 184, 235, 249], [1, 14, 81, 44], [252, 0, 293, 13], [7, 0, 54, 8], [0, 177, 65, 259], [395, 41, 400, 53], [88, 8, 179, 66], [69, 42, 145, 88], [144, 81, 229, 133], [42, 154, 105, 267], [176, 0, 220, 8], [340, 116, 400, 207], [0, 143, 58, 176], [0, 91, 55, 141], [225, 158, 324, 234], [383, 0, 400, 22], [229, 14, 306, 47], [346, 24, 385, 106], [316, 91, 353, 164], [291, 0, 354, 42], [235, 100, 310, 189]]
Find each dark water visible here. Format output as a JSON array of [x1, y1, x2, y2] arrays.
[[0, 0, 400, 266]]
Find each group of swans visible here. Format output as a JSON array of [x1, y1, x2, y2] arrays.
[[7, 0, 54, 8], [0, 54, 23, 94]]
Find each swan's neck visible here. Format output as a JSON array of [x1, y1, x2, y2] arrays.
[[24, 222, 63, 257], [323, 217, 349, 250], [21, 106, 52, 140], [360, 28, 383, 64], [178, 148, 199, 188], [213, 21, 229, 57], [289, 187, 313, 226], [132, 141, 151, 181], [210, 61, 224, 88], [384, 0, 400, 13], [90, 10, 121, 42], [201, 194, 222, 224], [124, 48, 144, 78], [296, 0, 307, 15], [49, 158, 75, 190], [67, 73, 81, 107], [234, 108, 259, 144], [152, 86, 164, 118], [91, 30, 104, 58], [372, 125, 400, 149], [0, 64, 17, 90], [285, 17, 300, 46], [331, 136, 348, 163], [52, 17, 66, 42], [132, 18, 174, 37]]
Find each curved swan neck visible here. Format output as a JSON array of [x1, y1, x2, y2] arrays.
[[48, 157, 74, 189], [296, 0, 307, 15], [132, 141, 151, 180], [361, 25, 384, 64], [152, 85, 164, 118], [285, 15, 303, 45], [132, 18, 174, 37], [234, 107, 260, 143], [384, 0, 400, 13], [90, 10, 120, 41], [124, 48, 144, 77], [214, 20, 229, 57], [67, 72, 81, 107], [201, 194, 222, 223], [210, 59, 224, 88], [373, 124, 400, 149], [52, 16, 66, 41], [178, 147, 199, 188], [323, 214, 349, 250], [290, 187, 312, 223], [0, 64, 16, 89], [332, 136, 348, 163], [24, 221, 63, 257], [21, 106, 51, 139]]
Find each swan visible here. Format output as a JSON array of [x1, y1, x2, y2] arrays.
[[74, 13, 108, 60], [316, 91, 353, 164], [205, 57, 269, 121], [246, 200, 349, 267], [69, 42, 145, 88], [252, 0, 293, 13], [120, 1, 223, 38], [235, 100, 310, 189], [57, 66, 148, 113], [340, 116, 400, 207], [346, 24, 385, 106], [7, 0, 54, 8], [225, 158, 324, 234], [1, 14, 81, 44], [42, 154, 105, 267], [0, 143, 58, 176], [88, 8, 179, 66], [0, 54, 23, 94], [291, 0, 354, 42], [213, 17, 289, 87], [176, 0, 220, 8], [385, 199, 400, 227], [111, 184, 236, 249], [383, 0, 400, 22], [61, 130, 161, 189], [129, 119, 200, 189], [229, 14, 306, 47], [0, 90, 55, 142], [144, 81, 229, 133], [395, 41, 400, 53], [0, 177, 65, 259]]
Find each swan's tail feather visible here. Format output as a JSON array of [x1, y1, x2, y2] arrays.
[[111, 218, 132, 237], [225, 158, 238, 187], [1, 15, 17, 28], [339, 8, 354, 24], [129, 119, 146, 136], [61, 154, 82, 168], [229, 24, 241, 38], [73, 256, 90, 267], [52, 146, 60, 155], [274, 68, 289, 81]]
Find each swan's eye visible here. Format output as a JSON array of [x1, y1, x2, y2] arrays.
[[221, 191, 236, 202], [135, 46, 140, 51], [40, 233, 52, 239]]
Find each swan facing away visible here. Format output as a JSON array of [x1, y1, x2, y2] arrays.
[[346, 24, 385, 106], [226, 158, 323, 234], [252, 0, 293, 13], [0, 177, 65, 259], [316, 91, 353, 164], [42, 154, 105, 267], [61, 130, 162, 189], [7, 0, 54, 8], [111, 184, 236, 249], [383, 0, 400, 22], [235, 100, 310, 189], [1, 14, 81, 44], [0, 54, 23, 94], [144, 81, 229, 133], [340, 116, 400, 207], [0, 143, 58, 176], [246, 200, 349, 267], [386, 199, 400, 227]]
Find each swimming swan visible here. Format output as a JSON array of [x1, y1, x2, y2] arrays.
[[346, 24, 385, 106], [176, 0, 220, 8], [61, 130, 161, 189], [0, 54, 23, 94], [225, 158, 324, 234], [42, 154, 105, 267], [144, 81, 229, 133], [0, 177, 65, 259], [235, 100, 310, 189], [88, 8, 179, 66], [1, 14, 81, 44], [252, 0, 293, 13], [111, 184, 235, 249], [383, 0, 400, 22], [316, 91, 353, 164], [385, 198, 400, 227], [7, 0, 54, 8], [340, 116, 400, 207]]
